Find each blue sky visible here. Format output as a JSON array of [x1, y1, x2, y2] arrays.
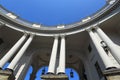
[[3, 63, 79, 80], [24, 66, 79, 80], [0, 0, 106, 26], [1, 0, 106, 80]]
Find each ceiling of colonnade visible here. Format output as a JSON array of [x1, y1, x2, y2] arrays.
[[0, 0, 106, 26], [30, 50, 84, 79]]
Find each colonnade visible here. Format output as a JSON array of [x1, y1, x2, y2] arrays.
[[0, 33, 34, 79], [87, 27, 120, 69], [95, 27, 120, 64], [0, 33, 28, 68], [7, 34, 34, 70], [0, 26, 119, 80], [47, 26, 120, 77], [0, 32, 67, 79], [48, 36, 66, 75]]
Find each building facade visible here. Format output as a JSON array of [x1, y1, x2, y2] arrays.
[[0, 0, 120, 80]]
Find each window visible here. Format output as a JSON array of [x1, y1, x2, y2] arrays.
[[0, 38, 3, 45], [88, 44, 92, 53], [95, 62, 103, 79]]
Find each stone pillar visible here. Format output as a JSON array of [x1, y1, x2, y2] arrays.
[[7, 34, 34, 70], [58, 36, 66, 74], [14, 55, 33, 80], [103, 69, 120, 80], [0, 69, 15, 80], [48, 36, 58, 74], [41, 36, 68, 80], [88, 29, 116, 69], [95, 27, 120, 64], [0, 33, 28, 68]]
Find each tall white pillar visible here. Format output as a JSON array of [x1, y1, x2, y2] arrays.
[[58, 36, 66, 74], [7, 34, 34, 70], [0, 33, 28, 68], [88, 30, 116, 69], [48, 36, 58, 74], [95, 27, 120, 64], [14, 55, 32, 80]]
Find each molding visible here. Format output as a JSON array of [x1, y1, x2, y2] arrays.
[[0, 0, 119, 36]]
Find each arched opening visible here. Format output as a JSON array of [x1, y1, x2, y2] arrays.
[[66, 68, 80, 80], [25, 66, 80, 80], [3, 62, 9, 70], [24, 66, 33, 80], [35, 66, 48, 80]]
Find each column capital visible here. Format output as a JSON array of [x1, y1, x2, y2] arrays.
[[60, 35, 65, 38], [23, 32, 28, 37], [85, 23, 100, 32], [0, 22, 5, 27], [94, 26, 101, 30], [23, 31, 29, 35], [23, 31, 36, 37], [86, 26, 101, 32], [54, 36, 59, 39], [30, 33, 36, 36], [86, 27, 93, 32]]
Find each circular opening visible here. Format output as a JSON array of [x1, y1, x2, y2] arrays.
[[0, 0, 106, 26]]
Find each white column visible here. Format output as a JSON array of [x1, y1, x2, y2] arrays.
[[0, 34, 28, 68], [48, 36, 58, 74], [7, 34, 34, 70], [14, 55, 32, 80], [95, 27, 120, 64], [88, 30, 116, 69], [58, 36, 66, 74]]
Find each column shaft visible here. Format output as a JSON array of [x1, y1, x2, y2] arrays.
[[48, 37, 58, 73], [95, 27, 120, 64], [7, 34, 34, 70], [88, 30, 116, 69], [58, 36, 66, 73], [0, 34, 28, 68], [15, 55, 32, 80]]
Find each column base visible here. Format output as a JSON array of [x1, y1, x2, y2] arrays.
[[0, 69, 15, 80], [41, 74, 68, 80], [103, 68, 120, 80]]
